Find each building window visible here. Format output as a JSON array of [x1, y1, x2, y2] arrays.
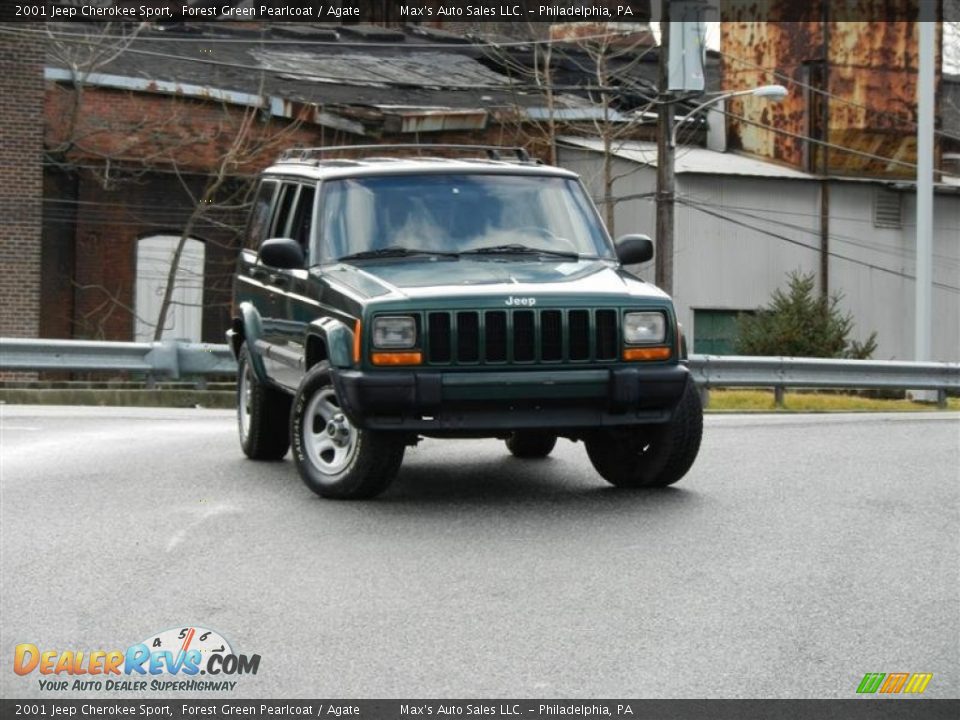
[[873, 189, 902, 229], [693, 309, 751, 355]]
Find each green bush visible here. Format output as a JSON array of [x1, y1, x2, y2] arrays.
[[735, 271, 878, 359]]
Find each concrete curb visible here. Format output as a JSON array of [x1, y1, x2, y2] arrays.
[[0, 389, 235, 409]]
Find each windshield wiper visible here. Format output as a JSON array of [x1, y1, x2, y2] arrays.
[[459, 244, 581, 259], [338, 246, 459, 261]]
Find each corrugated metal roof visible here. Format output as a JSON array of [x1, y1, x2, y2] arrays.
[[526, 107, 643, 122], [557, 137, 817, 179]]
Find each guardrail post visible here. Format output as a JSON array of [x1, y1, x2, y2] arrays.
[[774, 386, 785, 408], [698, 385, 710, 409], [937, 389, 948, 409], [145, 341, 180, 381]]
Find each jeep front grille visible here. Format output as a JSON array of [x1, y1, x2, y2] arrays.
[[424, 309, 619, 364]]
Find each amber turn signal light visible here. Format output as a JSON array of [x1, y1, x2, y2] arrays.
[[352, 320, 362, 364], [371, 351, 422, 366], [622, 346, 672, 361]]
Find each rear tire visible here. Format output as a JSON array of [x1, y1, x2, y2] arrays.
[[585, 379, 702, 488], [291, 361, 405, 500], [505, 431, 557, 459], [237, 343, 291, 460]]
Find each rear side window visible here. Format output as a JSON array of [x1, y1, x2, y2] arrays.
[[245, 180, 278, 250]]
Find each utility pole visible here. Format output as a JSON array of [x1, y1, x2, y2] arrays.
[[913, 12, 935, 402], [655, 5, 674, 294], [819, 11, 831, 299]]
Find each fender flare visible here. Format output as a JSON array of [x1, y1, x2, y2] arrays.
[[306, 316, 356, 370], [227, 302, 268, 383]]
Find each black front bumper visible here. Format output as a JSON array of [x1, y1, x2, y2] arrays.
[[333, 364, 691, 432]]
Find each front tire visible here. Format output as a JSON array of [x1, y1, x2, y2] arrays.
[[237, 343, 291, 460], [291, 361, 405, 500], [585, 379, 703, 488], [505, 431, 557, 458]]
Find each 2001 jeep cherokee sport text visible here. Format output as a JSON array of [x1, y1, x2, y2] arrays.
[[228, 145, 702, 499]]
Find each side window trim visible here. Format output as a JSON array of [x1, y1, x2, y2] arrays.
[[281, 183, 303, 240], [309, 180, 322, 266], [288, 182, 316, 254], [316, 179, 345, 266]]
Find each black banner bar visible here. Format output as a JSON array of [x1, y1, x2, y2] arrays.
[[1, 1, 956, 24], [2, 700, 959, 720]]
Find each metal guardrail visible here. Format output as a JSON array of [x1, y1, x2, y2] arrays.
[[0, 338, 236, 383], [1, 338, 957, 404], [687, 354, 959, 407], [686, 355, 959, 390]]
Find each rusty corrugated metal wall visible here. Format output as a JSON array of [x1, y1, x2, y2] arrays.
[[721, 1, 942, 177]]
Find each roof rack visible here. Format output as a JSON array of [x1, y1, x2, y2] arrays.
[[277, 144, 533, 164]]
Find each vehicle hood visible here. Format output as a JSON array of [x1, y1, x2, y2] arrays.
[[322, 258, 670, 303]]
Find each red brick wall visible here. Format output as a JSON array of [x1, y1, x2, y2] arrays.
[[46, 87, 325, 341], [70, 171, 247, 343], [45, 85, 326, 175], [0, 26, 44, 338], [41, 82, 533, 343]]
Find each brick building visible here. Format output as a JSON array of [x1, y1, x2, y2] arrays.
[[0, 22, 548, 344], [1, 19, 683, 345], [0, 26, 44, 339]]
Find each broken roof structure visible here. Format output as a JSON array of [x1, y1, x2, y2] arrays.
[[42, 21, 720, 140]]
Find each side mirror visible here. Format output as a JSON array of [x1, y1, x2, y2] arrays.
[[259, 237, 304, 269], [614, 234, 654, 265]]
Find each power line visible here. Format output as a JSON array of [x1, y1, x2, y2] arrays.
[[12, 23, 960, 147], [671, 196, 960, 230], [677, 198, 960, 293], [0, 26, 643, 93], [686, 101, 960, 179], [717, 48, 960, 145], [610, 75, 960, 179], [586, 187, 960, 278], [677, 195, 960, 266], [12, 26, 956, 181], [6, 24, 648, 50]]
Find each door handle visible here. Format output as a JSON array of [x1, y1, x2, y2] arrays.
[[250, 267, 269, 282], [272, 274, 290, 289]]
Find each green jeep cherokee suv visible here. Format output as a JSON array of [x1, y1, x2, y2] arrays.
[[229, 145, 702, 499]]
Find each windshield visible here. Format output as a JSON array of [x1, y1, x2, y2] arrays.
[[318, 173, 613, 261]]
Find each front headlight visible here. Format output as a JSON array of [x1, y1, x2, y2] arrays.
[[623, 312, 666, 344], [372, 316, 417, 349]]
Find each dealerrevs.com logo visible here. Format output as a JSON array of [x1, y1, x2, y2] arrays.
[[13, 626, 260, 692]]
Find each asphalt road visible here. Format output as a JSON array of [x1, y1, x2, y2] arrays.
[[1, 405, 957, 699]]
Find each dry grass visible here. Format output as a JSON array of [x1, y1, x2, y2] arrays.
[[706, 389, 959, 412]]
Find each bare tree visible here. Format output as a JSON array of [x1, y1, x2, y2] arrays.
[[40, 26, 306, 341], [44, 22, 148, 177], [485, 23, 659, 236], [152, 100, 303, 341], [945, 20, 960, 75], [575, 30, 659, 233]]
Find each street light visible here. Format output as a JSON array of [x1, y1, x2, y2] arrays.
[[670, 84, 788, 147], [655, 82, 788, 295]]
